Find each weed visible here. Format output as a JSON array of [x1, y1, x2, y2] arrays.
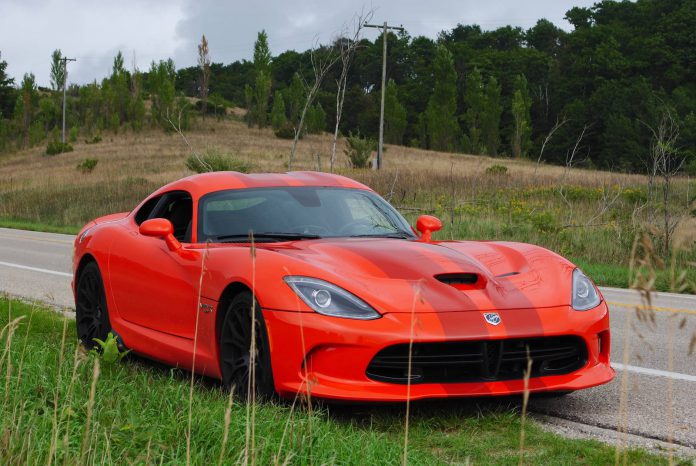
[[345, 132, 376, 169], [45, 140, 73, 156], [76, 158, 98, 173], [486, 164, 509, 175], [185, 149, 253, 174]]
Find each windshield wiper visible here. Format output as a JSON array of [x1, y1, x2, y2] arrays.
[[349, 232, 413, 239], [214, 232, 322, 243]]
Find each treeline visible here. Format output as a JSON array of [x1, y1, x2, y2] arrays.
[[1, 0, 695, 172], [175, 0, 696, 172], [0, 52, 192, 153]]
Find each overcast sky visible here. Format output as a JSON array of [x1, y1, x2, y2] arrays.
[[1, 0, 598, 86]]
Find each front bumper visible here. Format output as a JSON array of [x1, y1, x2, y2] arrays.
[[263, 303, 614, 401]]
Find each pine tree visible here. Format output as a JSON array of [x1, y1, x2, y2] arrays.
[[511, 74, 532, 158], [50, 50, 65, 92], [148, 59, 176, 128], [285, 73, 304, 125], [244, 84, 254, 128], [462, 68, 485, 154], [481, 76, 502, 156], [270, 90, 287, 130], [253, 30, 272, 128], [384, 79, 407, 145], [306, 103, 326, 134], [16, 74, 37, 147], [425, 45, 460, 152], [0, 52, 16, 120], [255, 72, 271, 128]]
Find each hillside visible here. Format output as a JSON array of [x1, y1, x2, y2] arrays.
[[0, 118, 693, 292]]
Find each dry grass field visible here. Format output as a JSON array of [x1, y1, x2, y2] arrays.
[[0, 116, 693, 289]]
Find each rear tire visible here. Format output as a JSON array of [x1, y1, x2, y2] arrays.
[[219, 292, 275, 401], [75, 261, 111, 349]]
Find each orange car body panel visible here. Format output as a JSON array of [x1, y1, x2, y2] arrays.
[[73, 171, 614, 400]]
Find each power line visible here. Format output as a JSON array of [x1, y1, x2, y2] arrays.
[[364, 22, 404, 170]]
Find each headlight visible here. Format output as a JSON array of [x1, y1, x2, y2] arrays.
[[572, 268, 601, 311], [283, 276, 380, 320]]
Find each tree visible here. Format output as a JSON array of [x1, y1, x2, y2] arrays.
[[244, 84, 254, 128], [288, 44, 339, 168], [462, 68, 485, 154], [148, 59, 176, 128], [50, 49, 65, 92], [253, 30, 272, 128], [306, 103, 326, 134], [270, 90, 286, 130], [481, 76, 503, 156], [0, 52, 16, 119], [384, 79, 407, 145], [197, 35, 211, 116], [331, 9, 372, 171], [511, 74, 532, 158], [425, 45, 460, 152], [285, 73, 304, 125], [16, 73, 37, 147]]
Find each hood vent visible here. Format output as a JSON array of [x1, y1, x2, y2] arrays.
[[435, 273, 485, 291]]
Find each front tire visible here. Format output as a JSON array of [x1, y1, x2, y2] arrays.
[[219, 292, 275, 401], [75, 261, 111, 349]]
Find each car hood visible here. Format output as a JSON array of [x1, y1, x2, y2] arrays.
[[268, 238, 576, 313]]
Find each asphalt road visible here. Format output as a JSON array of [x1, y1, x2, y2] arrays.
[[0, 227, 694, 456]]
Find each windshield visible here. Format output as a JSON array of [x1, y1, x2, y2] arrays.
[[197, 187, 415, 242]]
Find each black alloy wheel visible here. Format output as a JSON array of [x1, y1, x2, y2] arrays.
[[75, 261, 112, 349], [219, 292, 275, 401]]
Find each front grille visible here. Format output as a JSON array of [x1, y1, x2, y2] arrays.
[[366, 336, 587, 384]]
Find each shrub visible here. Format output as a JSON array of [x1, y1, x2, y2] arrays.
[[274, 122, 298, 140], [76, 158, 98, 173], [344, 133, 376, 169], [69, 126, 79, 143], [185, 150, 253, 174], [85, 134, 102, 144], [45, 140, 73, 156], [486, 164, 508, 175]]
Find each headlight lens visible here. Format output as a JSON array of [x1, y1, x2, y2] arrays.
[[572, 268, 601, 311], [283, 276, 380, 320]]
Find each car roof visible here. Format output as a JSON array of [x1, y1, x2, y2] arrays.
[[151, 171, 373, 199]]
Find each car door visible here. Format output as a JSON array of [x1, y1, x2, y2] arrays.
[[108, 191, 202, 339]]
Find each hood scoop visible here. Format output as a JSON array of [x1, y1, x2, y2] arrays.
[[435, 273, 486, 291]]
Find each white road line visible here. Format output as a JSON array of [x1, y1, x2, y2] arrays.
[[612, 363, 696, 382], [0, 261, 72, 278]]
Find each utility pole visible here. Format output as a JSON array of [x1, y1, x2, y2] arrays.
[[60, 57, 76, 144], [364, 21, 403, 170]]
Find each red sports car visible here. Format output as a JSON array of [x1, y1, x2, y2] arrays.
[[72, 171, 614, 401]]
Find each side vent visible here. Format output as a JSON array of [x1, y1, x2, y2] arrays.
[[435, 273, 485, 290]]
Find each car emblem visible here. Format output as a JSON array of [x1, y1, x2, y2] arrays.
[[484, 313, 501, 326]]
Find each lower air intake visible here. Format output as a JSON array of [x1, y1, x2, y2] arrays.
[[366, 336, 587, 384]]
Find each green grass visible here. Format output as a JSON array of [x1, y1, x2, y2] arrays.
[[0, 218, 81, 235], [0, 297, 681, 465]]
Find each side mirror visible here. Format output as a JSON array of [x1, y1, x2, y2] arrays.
[[139, 218, 181, 251], [416, 215, 442, 243]]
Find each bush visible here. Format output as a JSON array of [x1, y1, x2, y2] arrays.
[[76, 158, 98, 173], [274, 122, 298, 140], [185, 150, 253, 174], [486, 164, 508, 175], [45, 140, 73, 156], [344, 133, 376, 169], [69, 126, 79, 143], [85, 134, 102, 144]]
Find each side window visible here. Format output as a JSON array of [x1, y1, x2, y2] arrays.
[[134, 196, 162, 225], [154, 192, 193, 243]]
